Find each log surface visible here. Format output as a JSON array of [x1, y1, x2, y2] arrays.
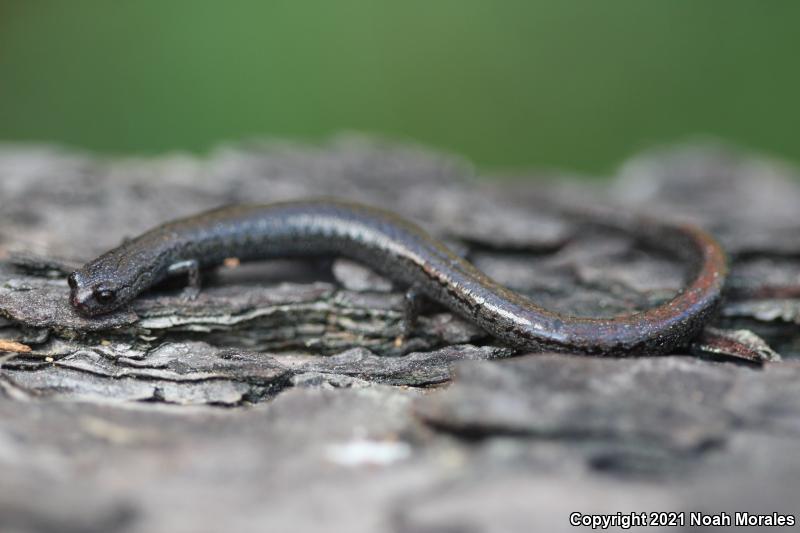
[[1, 138, 798, 532]]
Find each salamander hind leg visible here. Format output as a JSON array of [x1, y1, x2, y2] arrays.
[[395, 285, 424, 347], [168, 259, 201, 301]]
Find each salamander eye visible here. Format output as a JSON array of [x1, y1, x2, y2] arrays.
[[67, 273, 78, 289], [93, 287, 116, 305]]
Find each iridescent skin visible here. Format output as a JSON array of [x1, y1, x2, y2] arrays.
[[69, 199, 727, 355]]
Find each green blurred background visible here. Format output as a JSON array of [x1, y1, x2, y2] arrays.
[[1, 1, 798, 174]]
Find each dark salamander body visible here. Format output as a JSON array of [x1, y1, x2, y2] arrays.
[[69, 199, 727, 355]]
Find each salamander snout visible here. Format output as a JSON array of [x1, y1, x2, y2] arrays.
[[68, 271, 120, 316]]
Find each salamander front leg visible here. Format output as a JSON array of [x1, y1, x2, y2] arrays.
[[168, 259, 201, 301], [395, 285, 424, 347]]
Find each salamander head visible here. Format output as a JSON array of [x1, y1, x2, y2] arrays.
[[68, 258, 144, 316]]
